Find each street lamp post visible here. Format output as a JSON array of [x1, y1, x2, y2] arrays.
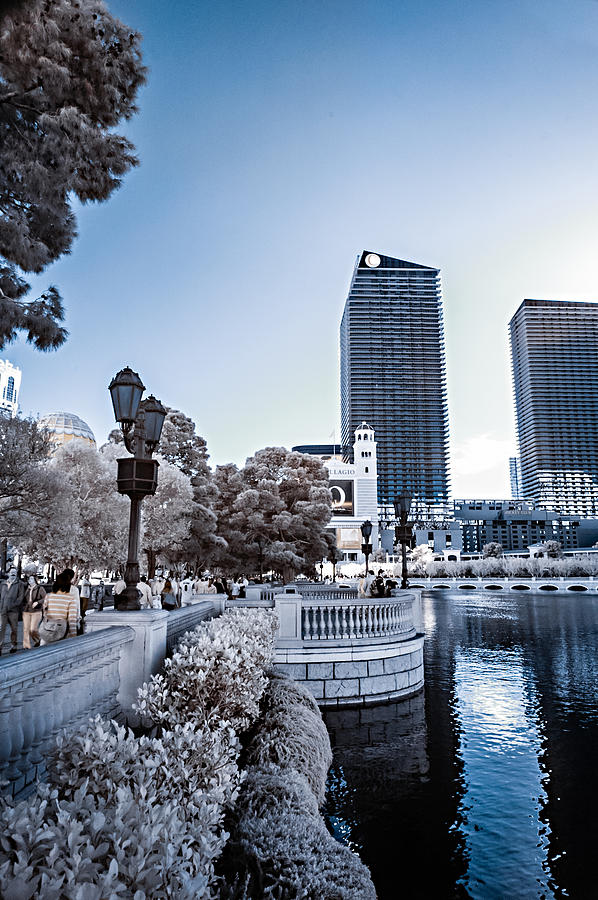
[[394, 491, 413, 590], [109, 367, 166, 611], [360, 520, 373, 575]]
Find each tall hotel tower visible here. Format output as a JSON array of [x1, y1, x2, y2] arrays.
[[510, 298, 598, 517], [340, 251, 450, 516]]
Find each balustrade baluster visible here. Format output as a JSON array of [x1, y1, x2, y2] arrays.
[[363, 603, 370, 636], [18, 679, 37, 785], [29, 676, 54, 776], [6, 687, 25, 793], [45, 665, 71, 750], [386, 604, 393, 633], [333, 605, 341, 639], [358, 605, 366, 637], [0, 692, 13, 788], [350, 605, 357, 639], [339, 605, 346, 638]]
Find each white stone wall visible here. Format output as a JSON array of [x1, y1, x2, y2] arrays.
[[275, 637, 424, 708]]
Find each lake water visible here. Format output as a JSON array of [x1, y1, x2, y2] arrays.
[[324, 590, 598, 899]]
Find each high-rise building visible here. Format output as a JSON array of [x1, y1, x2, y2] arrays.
[[0, 359, 21, 417], [510, 298, 598, 517], [340, 250, 450, 516]]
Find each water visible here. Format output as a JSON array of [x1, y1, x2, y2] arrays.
[[324, 591, 598, 899]]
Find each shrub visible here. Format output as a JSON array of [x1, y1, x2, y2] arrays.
[[0, 608, 278, 900], [219, 673, 376, 899], [135, 608, 278, 731], [220, 764, 376, 900], [244, 674, 332, 806]]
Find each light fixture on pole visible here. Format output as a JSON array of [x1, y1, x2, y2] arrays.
[[360, 519, 373, 575], [109, 368, 166, 610], [394, 490, 413, 590]]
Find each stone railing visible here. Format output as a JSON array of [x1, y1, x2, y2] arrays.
[[165, 600, 223, 656], [274, 589, 424, 708], [0, 626, 134, 800], [302, 596, 416, 642], [292, 584, 359, 602]]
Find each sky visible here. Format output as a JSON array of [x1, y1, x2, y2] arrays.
[[7, 0, 598, 497]]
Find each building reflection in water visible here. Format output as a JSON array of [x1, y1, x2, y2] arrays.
[[324, 688, 469, 899], [452, 646, 555, 899], [324, 592, 598, 899]]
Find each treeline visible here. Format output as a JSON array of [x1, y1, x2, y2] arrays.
[[0, 411, 334, 581]]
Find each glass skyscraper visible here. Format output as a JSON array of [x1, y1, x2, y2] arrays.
[[510, 298, 598, 517], [340, 250, 450, 516]]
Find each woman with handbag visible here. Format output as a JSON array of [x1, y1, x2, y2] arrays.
[[160, 579, 178, 611], [39, 572, 78, 645], [22, 575, 46, 649]]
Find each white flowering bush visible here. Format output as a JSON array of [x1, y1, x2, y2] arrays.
[[219, 673, 376, 899], [0, 608, 278, 900], [135, 608, 278, 731]]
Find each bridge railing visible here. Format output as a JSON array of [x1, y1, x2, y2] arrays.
[[0, 626, 134, 800]]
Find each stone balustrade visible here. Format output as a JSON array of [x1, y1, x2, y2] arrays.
[[274, 588, 424, 708], [302, 597, 416, 642], [0, 626, 134, 800]]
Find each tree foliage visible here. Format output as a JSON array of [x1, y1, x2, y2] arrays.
[[482, 541, 504, 558], [0, 414, 61, 542], [0, 0, 146, 350], [16, 442, 129, 569], [214, 448, 333, 580]]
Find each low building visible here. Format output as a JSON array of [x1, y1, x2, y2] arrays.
[[453, 499, 586, 553]]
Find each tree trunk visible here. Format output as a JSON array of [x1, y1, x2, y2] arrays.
[[146, 547, 156, 579]]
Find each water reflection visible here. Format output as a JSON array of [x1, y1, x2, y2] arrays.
[[453, 647, 554, 899], [324, 591, 598, 899]]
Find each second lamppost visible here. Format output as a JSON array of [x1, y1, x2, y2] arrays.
[[394, 491, 413, 590], [109, 367, 166, 611], [361, 520, 373, 575]]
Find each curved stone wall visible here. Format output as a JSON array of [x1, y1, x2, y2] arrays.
[[274, 589, 424, 708]]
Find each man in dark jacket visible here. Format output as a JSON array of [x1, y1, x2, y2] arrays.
[[0, 567, 26, 653]]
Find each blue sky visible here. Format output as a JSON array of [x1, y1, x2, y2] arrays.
[[7, 0, 598, 496]]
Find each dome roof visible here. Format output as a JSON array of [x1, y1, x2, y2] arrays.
[[39, 412, 96, 446]]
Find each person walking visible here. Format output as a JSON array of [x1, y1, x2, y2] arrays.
[[137, 575, 153, 609], [150, 571, 165, 609], [214, 577, 226, 595], [59, 569, 81, 631], [160, 579, 178, 611], [22, 574, 46, 649], [0, 567, 26, 653], [112, 574, 126, 606], [93, 580, 106, 610], [39, 572, 78, 644], [79, 576, 91, 617]]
